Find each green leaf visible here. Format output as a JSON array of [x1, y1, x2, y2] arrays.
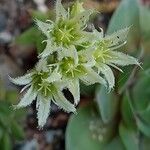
[[136, 117, 150, 137], [0, 103, 11, 128], [0, 133, 11, 150], [121, 95, 136, 128], [107, 0, 140, 50], [95, 85, 118, 123], [66, 103, 116, 150], [139, 5, 150, 51], [5, 90, 19, 103], [117, 66, 133, 90], [119, 122, 138, 150], [138, 107, 150, 125], [11, 121, 24, 140], [16, 27, 37, 45], [141, 137, 150, 150], [133, 74, 150, 111], [104, 136, 125, 150], [31, 10, 49, 21], [0, 128, 3, 140], [0, 102, 11, 115], [80, 82, 96, 97], [35, 32, 46, 54]]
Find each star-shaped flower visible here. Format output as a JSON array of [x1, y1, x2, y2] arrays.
[[10, 59, 76, 127], [10, 0, 140, 127]]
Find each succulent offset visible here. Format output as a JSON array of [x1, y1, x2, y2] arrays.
[[10, 0, 140, 127]]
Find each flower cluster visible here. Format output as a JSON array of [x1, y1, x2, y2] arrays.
[[10, 0, 139, 127]]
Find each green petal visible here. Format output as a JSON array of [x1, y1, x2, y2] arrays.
[[36, 94, 51, 127], [67, 79, 80, 105], [35, 19, 53, 37], [105, 27, 130, 49], [53, 91, 76, 112], [39, 40, 56, 58], [71, 9, 94, 29], [70, 0, 85, 17], [15, 87, 37, 108], [90, 26, 104, 41], [108, 63, 123, 72], [108, 51, 140, 66], [97, 64, 115, 91], [56, 0, 67, 21], [9, 73, 32, 86], [35, 59, 48, 72], [80, 68, 106, 86]]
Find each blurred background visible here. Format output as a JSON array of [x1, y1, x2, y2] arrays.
[[0, 0, 150, 150]]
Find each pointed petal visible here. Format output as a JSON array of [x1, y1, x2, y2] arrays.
[[105, 27, 130, 48], [90, 25, 104, 41], [56, 0, 67, 21], [108, 51, 140, 66], [15, 87, 37, 108], [71, 9, 94, 28], [20, 84, 31, 93], [58, 46, 78, 64], [54, 81, 67, 91], [108, 63, 123, 72], [53, 91, 76, 113], [39, 40, 56, 58], [67, 79, 80, 105], [35, 58, 48, 72], [80, 68, 106, 86], [9, 73, 32, 86], [70, 1, 84, 17], [35, 19, 53, 37], [37, 94, 51, 127], [97, 64, 115, 91]]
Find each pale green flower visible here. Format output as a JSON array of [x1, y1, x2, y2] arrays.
[[10, 0, 140, 127], [58, 55, 106, 104], [92, 27, 140, 90], [10, 59, 76, 127], [36, 0, 94, 58]]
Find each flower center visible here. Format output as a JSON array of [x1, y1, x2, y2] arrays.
[[51, 20, 82, 47], [32, 71, 57, 97], [93, 41, 112, 63], [60, 57, 87, 78]]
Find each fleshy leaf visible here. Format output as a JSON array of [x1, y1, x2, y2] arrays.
[[95, 85, 118, 123], [119, 122, 138, 150], [37, 94, 51, 127]]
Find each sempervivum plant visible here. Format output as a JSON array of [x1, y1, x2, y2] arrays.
[[10, 0, 140, 127]]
